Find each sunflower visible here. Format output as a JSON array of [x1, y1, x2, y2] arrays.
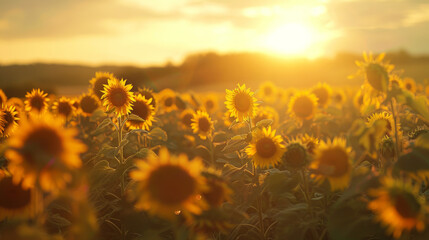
[[89, 72, 115, 100], [367, 111, 396, 137], [281, 138, 309, 169], [5, 114, 87, 192], [288, 91, 318, 121], [368, 177, 426, 239], [7, 97, 24, 110], [258, 81, 277, 104], [353, 52, 393, 92], [158, 88, 177, 113], [127, 94, 155, 130], [191, 110, 214, 140], [79, 93, 100, 116], [201, 170, 232, 208], [180, 109, 195, 129], [0, 89, 7, 107], [253, 106, 279, 127], [353, 89, 365, 110], [225, 84, 258, 122], [101, 78, 135, 116], [0, 105, 19, 137], [130, 148, 207, 219], [389, 74, 403, 90], [138, 87, 157, 109], [332, 89, 346, 106], [246, 126, 285, 169], [202, 94, 219, 114], [0, 177, 42, 220], [311, 83, 332, 108], [71, 97, 80, 110], [301, 134, 319, 155], [52, 97, 74, 119], [24, 89, 49, 113], [403, 77, 417, 93], [310, 137, 352, 191]]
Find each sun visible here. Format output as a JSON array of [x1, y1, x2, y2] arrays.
[[263, 22, 316, 55]]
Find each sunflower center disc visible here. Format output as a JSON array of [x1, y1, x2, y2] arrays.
[[182, 113, 193, 127], [164, 97, 174, 107], [94, 78, 109, 99], [198, 117, 211, 132], [80, 96, 98, 114], [256, 137, 277, 158], [23, 126, 64, 165], [234, 93, 251, 112], [30, 96, 44, 111], [110, 88, 127, 107], [148, 165, 196, 205], [132, 100, 149, 120], [0, 178, 32, 209], [293, 96, 314, 119], [319, 148, 349, 177], [393, 192, 421, 219]]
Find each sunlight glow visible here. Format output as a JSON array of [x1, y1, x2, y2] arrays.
[[263, 22, 317, 56]]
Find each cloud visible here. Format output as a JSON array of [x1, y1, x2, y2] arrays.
[[0, 0, 176, 39]]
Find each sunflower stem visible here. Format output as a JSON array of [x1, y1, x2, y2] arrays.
[[300, 169, 313, 214], [253, 164, 265, 239], [117, 115, 126, 240], [390, 98, 400, 161]]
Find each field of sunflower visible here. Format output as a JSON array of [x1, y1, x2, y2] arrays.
[[1, 52, 429, 240]]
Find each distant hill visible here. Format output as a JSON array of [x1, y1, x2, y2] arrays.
[[1, 50, 428, 97]]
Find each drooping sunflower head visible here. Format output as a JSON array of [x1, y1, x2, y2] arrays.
[[130, 148, 207, 219], [0, 105, 20, 138], [245, 126, 285, 169], [301, 134, 319, 155], [258, 81, 277, 103], [101, 77, 135, 116], [408, 126, 429, 140], [354, 52, 393, 92], [368, 177, 426, 239], [180, 109, 195, 129], [0, 89, 7, 107], [253, 106, 279, 127], [225, 84, 258, 122], [310, 137, 352, 191], [5, 114, 87, 192], [288, 91, 318, 121], [52, 97, 74, 120], [311, 83, 332, 108], [281, 138, 309, 169], [158, 88, 177, 113], [89, 72, 115, 100], [78, 93, 100, 116], [138, 87, 157, 109], [24, 89, 49, 113], [0, 177, 42, 220], [367, 111, 395, 137], [127, 94, 155, 130], [403, 77, 417, 93], [201, 169, 232, 208], [202, 94, 219, 114], [191, 110, 214, 140]]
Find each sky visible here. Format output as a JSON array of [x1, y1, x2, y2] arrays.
[[0, 0, 428, 66]]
